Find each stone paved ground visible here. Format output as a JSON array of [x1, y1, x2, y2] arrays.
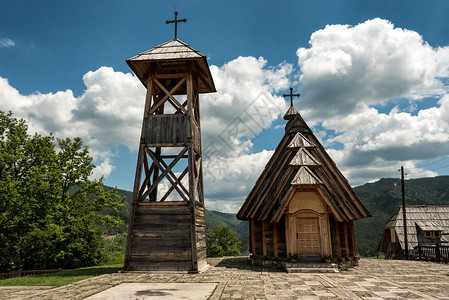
[[1, 258, 449, 299]]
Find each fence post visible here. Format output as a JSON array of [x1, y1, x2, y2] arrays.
[[435, 244, 440, 262], [417, 245, 421, 260]]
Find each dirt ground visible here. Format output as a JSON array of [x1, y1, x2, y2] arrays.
[[1, 257, 449, 299]]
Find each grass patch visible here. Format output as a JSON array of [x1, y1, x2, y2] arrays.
[[0, 264, 123, 288]]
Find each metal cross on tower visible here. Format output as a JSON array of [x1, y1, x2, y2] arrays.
[[283, 87, 300, 107], [166, 10, 187, 39]]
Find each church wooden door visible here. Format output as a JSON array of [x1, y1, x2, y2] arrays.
[[296, 217, 321, 256]]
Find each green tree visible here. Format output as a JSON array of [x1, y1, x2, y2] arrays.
[[206, 225, 242, 257], [0, 111, 124, 272]]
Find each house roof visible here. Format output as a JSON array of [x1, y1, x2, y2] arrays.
[[384, 205, 449, 249], [236, 106, 370, 223], [126, 39, 216, 93]]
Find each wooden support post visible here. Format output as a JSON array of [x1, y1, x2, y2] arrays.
[[262, 220, 267, 257], [335, 222, 342, 260], [350, 221, 357, 257], [436, 244, 441, 262], [285, 216, 290, 257], [344, 222, 350, 259], [250, 218, 255, 255], [187, 68, 198, 272], [273, 223, 278, 258]]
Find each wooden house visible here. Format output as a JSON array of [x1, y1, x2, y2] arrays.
[[237, 102, 370, 263], [378, 205, 449, 259]]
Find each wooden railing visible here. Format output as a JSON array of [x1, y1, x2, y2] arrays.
[[0, 268, 63, 280], [414, 244, 449, 262]]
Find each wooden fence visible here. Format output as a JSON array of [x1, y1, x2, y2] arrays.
[[414, 244, 449, 262], [0, 268, 63, 280]]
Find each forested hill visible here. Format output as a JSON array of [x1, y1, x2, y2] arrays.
[[353, 175, 449, 256]]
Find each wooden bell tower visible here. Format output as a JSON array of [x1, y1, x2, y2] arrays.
[[124, 12, 216, 272]]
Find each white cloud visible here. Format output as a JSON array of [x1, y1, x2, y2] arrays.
[[296, 18, 449, 186], [203, 150, 273, 213], [0, 57, 291, 211], [0, 67, 146, 179], [297, 18, 449, 119], [0, 38, 15, 48], [201, 56, 291, 157]]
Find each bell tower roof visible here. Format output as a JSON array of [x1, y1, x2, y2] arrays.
[[126, 39, 216, 93]]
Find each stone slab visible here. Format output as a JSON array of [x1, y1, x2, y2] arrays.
[[85, 282, 218, 300]]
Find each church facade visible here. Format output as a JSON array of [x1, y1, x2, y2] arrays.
[[237, 99, 370, 263]]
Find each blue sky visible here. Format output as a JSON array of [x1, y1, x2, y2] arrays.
[[1, 0, 449, 212]]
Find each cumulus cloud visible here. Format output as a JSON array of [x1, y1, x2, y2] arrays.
[[201, 56, 291, 157], [0, 57, 291, 199], [297, 18, 449, 119], [0, 67, 146, 179], [0, 38, 15, 48], [203, 150, 273, 212], [296, 18, 449, 186]]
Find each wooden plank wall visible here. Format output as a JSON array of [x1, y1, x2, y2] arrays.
[[277, 216, 287, 258], [264, 222, 274, 257], [329, 216, 356, 261], [127, 203, 192, 271], [253, 219, 287, 259], [195, 204, 207, 270], [254, 221, 263, 256], [145, 115, 189, 146]]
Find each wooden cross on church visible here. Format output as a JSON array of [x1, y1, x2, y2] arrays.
[[166, 10, 187, 39], [283, 87, 300, 107]]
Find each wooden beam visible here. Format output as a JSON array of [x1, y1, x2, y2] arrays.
[[141, 147, 188, 200], [344, 222, 350, 258], [335, 222, 342, 260], [350, 221, 357, 257], [159, 166, 189, 202], [187, 66, 198, 272], [150, 148, 161, 202], [284, 216, 290, 258], [153, 78, 188, 115], [157, 154, 189, 196], [145, 148, 188, 202], [250, 218, 255, 255], [148, 77, 186, 115], [154, 73, 187, 79], [273, 223, 278, 258], [262, 221, 267, 257]]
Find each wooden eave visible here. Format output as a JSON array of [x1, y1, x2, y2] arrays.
[[236, 133, 293, 220], [126, 39, 216, 94]]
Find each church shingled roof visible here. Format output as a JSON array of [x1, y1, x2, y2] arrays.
[[237, 103, 370, 223]]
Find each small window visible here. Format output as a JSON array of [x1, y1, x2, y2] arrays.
[[423, 231, 441, 239]]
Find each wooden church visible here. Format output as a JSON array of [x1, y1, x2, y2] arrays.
[[237, 89, 370, 263]]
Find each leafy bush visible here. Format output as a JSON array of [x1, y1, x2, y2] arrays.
[[206, 225, 242, 257]]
